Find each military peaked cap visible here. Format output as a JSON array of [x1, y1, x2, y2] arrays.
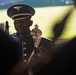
[[7, 4, 35, 20]]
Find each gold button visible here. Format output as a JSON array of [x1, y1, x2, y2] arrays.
[[23, 47, 26, 50], [23, 42, 26, 44], [24, 60, 27, 63], [23, 53, 27, 56], [20, 35, 22, 37]]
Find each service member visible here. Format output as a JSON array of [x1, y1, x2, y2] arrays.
[[7, 4, 53, 75]]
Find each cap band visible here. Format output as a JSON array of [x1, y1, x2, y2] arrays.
[[11, 13, 32, 19], [12, 16, 31, 20]]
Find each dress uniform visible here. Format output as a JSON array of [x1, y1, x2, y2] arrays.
[[11, 33, 34, 63], [7, 4, 35, 63]]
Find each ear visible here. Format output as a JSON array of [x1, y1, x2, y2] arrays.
[[29, 20, 33, 26]]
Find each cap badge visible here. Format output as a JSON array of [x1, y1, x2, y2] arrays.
[[14, 6, 22, 11]]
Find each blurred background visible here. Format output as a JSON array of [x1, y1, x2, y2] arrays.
[[0, 0, 76, 39]]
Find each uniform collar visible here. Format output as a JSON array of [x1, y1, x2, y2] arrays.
[[20, 34, 30, 37], [17, 32, 31, 37]]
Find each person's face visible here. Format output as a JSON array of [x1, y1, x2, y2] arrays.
[[14, 18, 33, 35]]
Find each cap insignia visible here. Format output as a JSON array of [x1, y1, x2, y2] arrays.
[[14, 6, 22, 11]]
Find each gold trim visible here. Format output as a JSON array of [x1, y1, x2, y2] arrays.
[[12, 16, 30, 20], [11, 13, 32, 18]]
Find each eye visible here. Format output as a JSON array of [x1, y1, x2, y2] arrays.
[[14, 20, 19, 24]]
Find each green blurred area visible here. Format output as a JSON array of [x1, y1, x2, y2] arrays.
[[0, 5, 76, 39]]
